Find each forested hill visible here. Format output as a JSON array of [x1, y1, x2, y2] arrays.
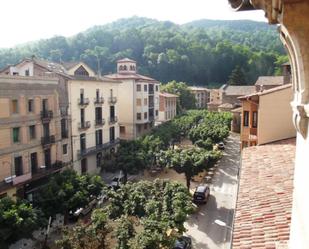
[[0, 17, 287, 86]]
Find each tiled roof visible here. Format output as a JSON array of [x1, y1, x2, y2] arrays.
[[159, 92, 179, 98], [218, 103, 234, 108], [255, 76, 286, 86], [221, 84, 256, 96], [233, 138, 296, 249], [105, 73, 158, 83], [117, 58, 136, 63], [238, 84, 292, 100]]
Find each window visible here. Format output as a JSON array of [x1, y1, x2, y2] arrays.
[[109, 126, 115, 142], [252, 111, 258, 128], [28, 99, 34, 113], [144, 84, 148, 92], [96, 153, 102, 168], [144, 98, 148, 105], [74, 66, 89, 76], [144, 112, 148, 119], [95, 129, 103, 146], [144, 123, 148, 129], [155, 85, 159, 91], [12, 100, 18, 114], [96, 89, 100, 100], [14, 156, 23, 176], [95, 107, 102, 121], [61, 119, 68, 138], [123, 65, 127, 71], [136, 84, 141, 92], [155, 110, 159, 116], [29, 125, 36, 139], [63, 144, 68, 155], [80, 89, 84, 101], [137, 113, 141, 120], [80, 133, 86, 151], [243, 111, 249, 127], [13, 127, 20, 143], [136, 98, 142, 106], [25, 69, 30, 76], [42, 99, 48, 112], [120, 126, 126, 134]]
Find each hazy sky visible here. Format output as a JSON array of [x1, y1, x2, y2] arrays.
[[1, 0, 266, 48]]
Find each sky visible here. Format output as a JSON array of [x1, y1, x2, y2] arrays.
[[1, 0, 266, 48]]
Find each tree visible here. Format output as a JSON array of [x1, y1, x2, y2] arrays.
[[57, 209, 110, 249], [0, 197, 46, 246], [35, 169, 104, 222], [161, 81, 196, 112], [228, 65, 247, 85], [115, 215, 135, 249]]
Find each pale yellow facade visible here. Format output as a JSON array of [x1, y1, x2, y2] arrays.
[[188, 86, 210, 109], [68, 66, 121, 174], [158, 92, 178, 122], [105, 58, 160, 140]]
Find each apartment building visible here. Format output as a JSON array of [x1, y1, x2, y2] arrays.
[[105, 58, 160, 140], [207, 89, 222, 111], [67, 63, 121, 174], [158, 92, 178, 123], [239, 84, 295, 149], [0, 76, 68, 200], [188, 86, 210, 109], [0, 57, 72, 170]]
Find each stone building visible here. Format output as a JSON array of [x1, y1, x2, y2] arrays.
[[158, 92, 178, 123], [0, 75, 68, 201], [188, 86, 210, 109], [105, 58, 160, 140]]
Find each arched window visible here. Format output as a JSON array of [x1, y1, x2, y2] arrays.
[[123, 65, 127, 70], [74, 66, 89, 76], [119, 65, 123, 71], [130, 65, 133, 70]]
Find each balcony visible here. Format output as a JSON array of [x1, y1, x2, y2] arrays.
[[31, 161, 65, 180], [41, 110, 53, 122], [77, 138, 120, 158], [148, 86, 154, 95], [149, 102, 154, 108], [78, 121, 91, 130], [108, 116, 118, 124], [108, 96, 117, 104], [95, 118, 105, 126], [41, 135, 56, 147], [78, 98, 90, 106], [94, 97, 104, 105]]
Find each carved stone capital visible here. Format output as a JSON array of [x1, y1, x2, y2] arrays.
[[291, 101, 309, 138]]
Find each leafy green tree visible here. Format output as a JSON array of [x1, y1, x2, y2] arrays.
[[57, 209, 110, 249], [116, 215, 135, 249], [0, 197, 46, 246], [228, 65, 247, 85], [161, 81, 196, 112], [35, 169, 104, 222]]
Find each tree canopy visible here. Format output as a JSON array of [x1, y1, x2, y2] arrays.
[[0, 17, 287, 86]]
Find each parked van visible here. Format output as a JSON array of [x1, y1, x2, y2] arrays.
[[193, 185, 210, 204]]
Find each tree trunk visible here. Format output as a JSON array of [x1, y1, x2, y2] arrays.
[[123, 169, 128, 184], [186, 174, 191, 190]]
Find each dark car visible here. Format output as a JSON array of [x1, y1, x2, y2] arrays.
[[174, 236, 192, 249], [218, 142, 225, 150], [193, 185, 210, 204], [110, 175, 125, 190]]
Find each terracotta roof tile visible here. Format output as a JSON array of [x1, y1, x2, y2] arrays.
[[233, 138, 295, 249]]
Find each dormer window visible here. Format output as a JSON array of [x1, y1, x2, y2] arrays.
[[74, 65, 89, 76], [119, 65, 124, 71], [25, 69, 30, 76], [123, 65, 127, 71]]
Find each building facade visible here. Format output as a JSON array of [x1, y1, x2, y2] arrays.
[[158, 92, 178, 123], [239, 84, 295, 149], [188, 86, 210, 109], [105, 58, 160, 140], [0, 75, 68, 201], [67, 63, 121, 174]]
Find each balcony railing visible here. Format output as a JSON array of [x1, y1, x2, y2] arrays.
[[108, 116, 118, 124], [41, 135, 56, 146], [31, 161, 65, 180], [149, 102, 154, 108], [77, 138, 120, 158], [95, 118, 105, 126], [108, 96, 117, 104], [78, 121, 91, 130], [78, 98, 90, 106], [148, 88, 154, 95], [41, 110, 53, 122], [94, 97, 104, 105]]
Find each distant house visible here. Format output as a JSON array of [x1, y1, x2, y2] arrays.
[[220, 84, 256, 107], [158, 92, 178, 123], [238, 84, 295, 149], [188, 86, 210, 109]]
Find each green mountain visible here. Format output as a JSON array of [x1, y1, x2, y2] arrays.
[[0, 16, 287, 85]]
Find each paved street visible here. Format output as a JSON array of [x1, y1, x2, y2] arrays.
[[184, 133, 240, 249]]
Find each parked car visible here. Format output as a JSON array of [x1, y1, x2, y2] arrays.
[[173, 236, 192, 249], [193, 185, 210, 204], [218, 142, 225, 150], [69, 198, 97, 221], [110, 175, 125, 190]]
